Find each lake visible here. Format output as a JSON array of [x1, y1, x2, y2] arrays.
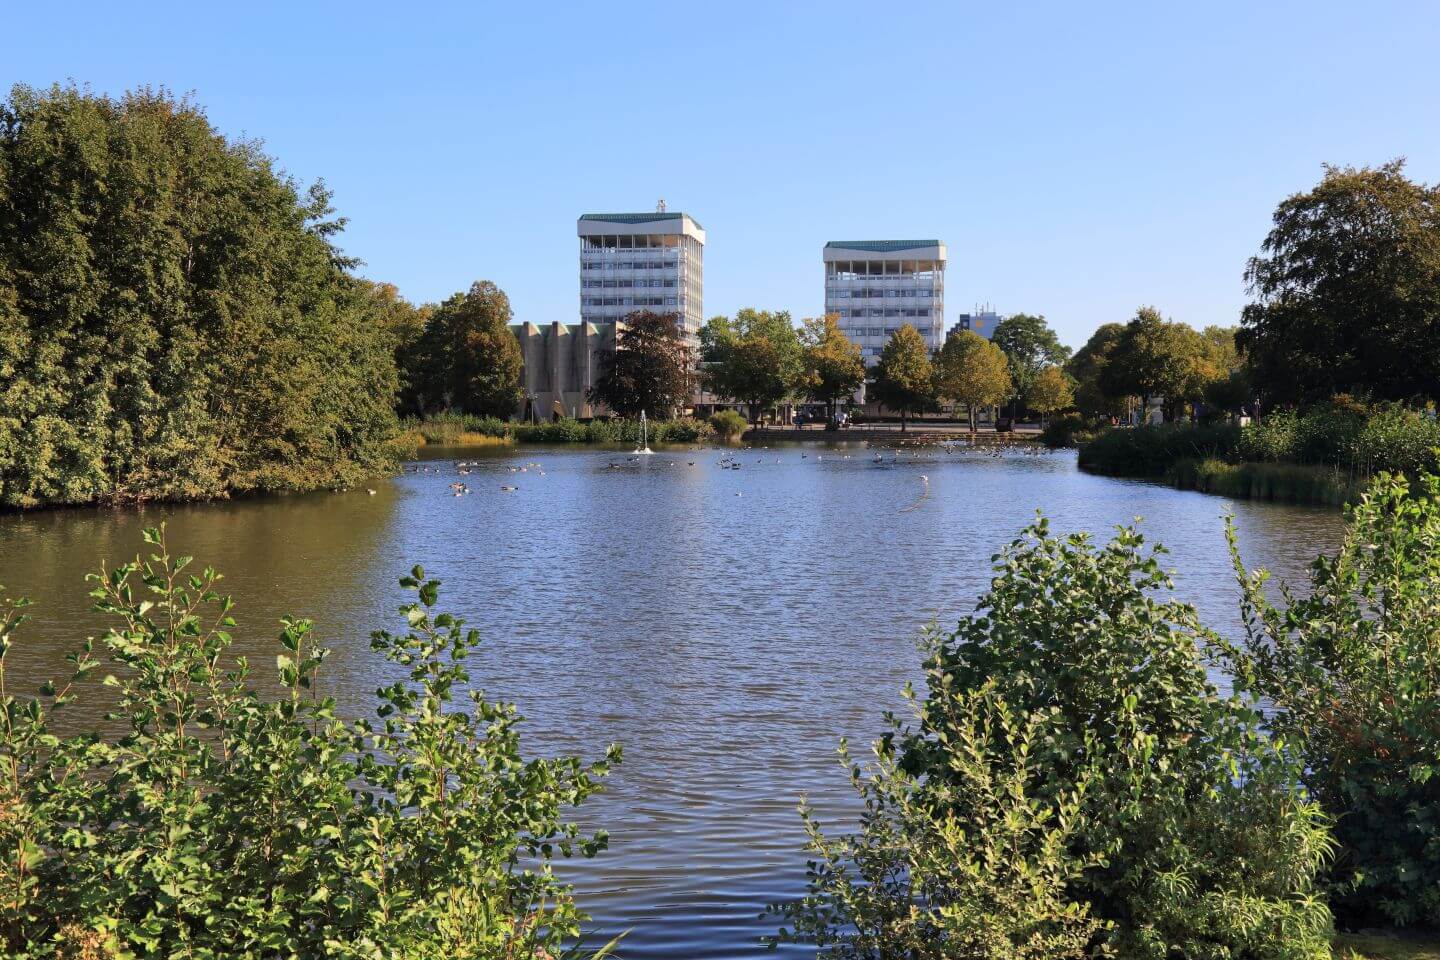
[[0, 443, 1345, 958]]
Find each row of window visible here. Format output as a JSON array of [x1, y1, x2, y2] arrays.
[[829, 288, 935, 299], [584, 296, 681, 307], [582, 234, 700, 250], [826, 260, 942, 277], [582, 259, 678, 270], [582, 279, 678, 289], [837, 307, 934, 320]]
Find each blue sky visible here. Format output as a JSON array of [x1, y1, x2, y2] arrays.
[[8, 1, 1439, 348]]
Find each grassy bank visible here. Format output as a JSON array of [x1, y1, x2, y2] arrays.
[[1337, 932, 1440, 959], [1076, 406, 1439, 506], [398, 413, 714, 450], [1167, 457, 1359, 506]]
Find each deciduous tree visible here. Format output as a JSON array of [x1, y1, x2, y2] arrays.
[[589, 310, 691, 418], [935, 330, 1011, 432], [1240, 161, 1440, 405], [1026, 365, 1075, 425], [872, 325, 935, 432], [700, 309, 805, 425], [992, 313, 1071, 418], [800, 314, 864, 423], [421, 281, 524, 419]]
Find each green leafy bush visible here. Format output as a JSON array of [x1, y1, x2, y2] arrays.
[[781, 518, 1335, 958], [1219, 472, 1440, 927], [1168, 458, 1357, 506], [0, 529, 620, 959], [709, 410, 749, 441], [769, 685, 1103, 959], [508, 417, 711, 445]]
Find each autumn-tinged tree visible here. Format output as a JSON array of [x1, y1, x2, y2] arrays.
[[872, 325, 935, 432], [1026, 366, 1075, 425], [419, 281, 524, 418], [1240, 160, 1440, 405], [935, 331, 1012, 432], [800, 314, 865, 424], [700, 309, 806, 425], [589, 310, 691, 418]]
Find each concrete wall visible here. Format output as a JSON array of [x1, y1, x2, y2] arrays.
[[511, 321, 618, 420]]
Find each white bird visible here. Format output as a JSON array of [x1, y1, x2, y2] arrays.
[[366, 489, 376, 496], [501, 485, 518, 492]]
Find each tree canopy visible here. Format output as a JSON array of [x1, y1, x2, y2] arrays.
[[1239, 160, 1440, 406], [1026, 365, 1075, 423], [0, 84, 400, 508], [412, 281, 523, 419], [872, 325, 935, 431], [935, 331, 1011, 431], [800, 314, 864, 419], [1066, 322, 1129, 419], [589, 310, 691, 418], [700, 309, 805, 423], [991, 313, 1071, 415]]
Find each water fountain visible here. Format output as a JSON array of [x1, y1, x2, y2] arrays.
[[635, 410, 654, 455]]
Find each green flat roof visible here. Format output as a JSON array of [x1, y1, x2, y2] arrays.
[[824, 240, 942, 252], [580, 212, 703, 229]]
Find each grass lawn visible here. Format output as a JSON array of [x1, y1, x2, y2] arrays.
[[1336, 932, 1440, 959]]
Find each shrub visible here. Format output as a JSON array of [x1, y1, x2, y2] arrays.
[[1039, 412, 1095, 449], [1076, 422, 1241, 476], [769, 685, 1104, 959], [709, 410, 749, 442], [1352, 406, 1440, 476], [1219, 471, 1440, 927], [0, 528, 620, 959], [869, 519, 1332, 958]]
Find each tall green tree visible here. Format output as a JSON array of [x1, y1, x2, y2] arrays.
[[0, 83, 400, 508], [1065, 322, 1129, 420], [363, 281, 432, 417], [420, 281, 524, 419], [700, 308, 805, 425], [1240, 160, 1440, 405], [935, 330, 1011, 432], [1101, 307, 1207, 421], [991, 313, 1071, 418], [872, 325, 935, 432], [800, 313, 864, 423], [589, 310, 691, 418]]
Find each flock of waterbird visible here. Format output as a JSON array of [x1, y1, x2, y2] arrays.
[[394, 438, 1052, 507]]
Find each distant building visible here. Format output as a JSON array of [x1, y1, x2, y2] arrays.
[[510, 320, 619, 421], [578, 210, 705, 336], [823, 240, 946, 365], [947, 307, 1004, 342]]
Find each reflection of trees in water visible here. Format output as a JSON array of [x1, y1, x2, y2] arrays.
[[0, 486, 404, 728]]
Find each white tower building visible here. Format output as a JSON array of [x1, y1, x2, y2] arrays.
[[578, 211, 705, 335], [822, 240, 946, 365]]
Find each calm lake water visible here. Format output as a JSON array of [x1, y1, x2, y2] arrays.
[[0, 443, 1345, 958]]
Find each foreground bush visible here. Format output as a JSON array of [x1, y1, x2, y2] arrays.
[[777, 518, 1335, 959], [1219, 472, 1440, 927], [0, 529, 619, 959], [770, 686, 1103, 959]]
